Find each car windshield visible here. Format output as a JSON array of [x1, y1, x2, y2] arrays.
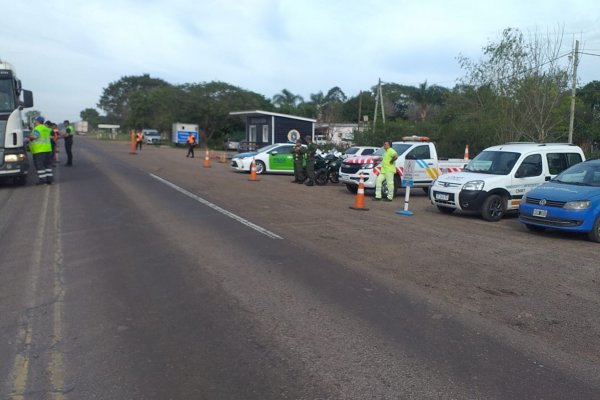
[[553, 162, 600, 187], [464, 151, 521, 175], [345, 147, 360, 155], [257, 144, 279, 153]]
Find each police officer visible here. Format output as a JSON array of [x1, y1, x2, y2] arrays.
[[29, 116, 54, 184], [186, 132, 196, 157], [291, 139, 305, 183], [63, 120, 75, 166], [304, 135, 317, 186]]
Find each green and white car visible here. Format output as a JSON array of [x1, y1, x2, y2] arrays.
[[230, 143, 301, 175]]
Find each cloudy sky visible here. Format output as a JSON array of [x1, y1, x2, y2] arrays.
[[2, 0, 599, 122]]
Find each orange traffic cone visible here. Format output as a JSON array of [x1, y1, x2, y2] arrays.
[[248, 157, 259, 181], [463, 144, 469, 161], [203, 149, 211, 168], [349, 173, 369, 211], [218, 152, 227, 163]]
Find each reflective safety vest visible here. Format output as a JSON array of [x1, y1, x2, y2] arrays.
[[136, 133, 143, 142], [187, 135, 195, 145], [30, 124, 52, 154], [66, 124, 75, 137]]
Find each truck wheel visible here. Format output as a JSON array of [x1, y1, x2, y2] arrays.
[[255, 160, 266, 175], [587, 215, 600, 243], [481, 194, 505, 222], [437, 206, 455, 214], [382, 175, 402, 197], [346, 184, 358, 194], [14, 175, 27, 186]]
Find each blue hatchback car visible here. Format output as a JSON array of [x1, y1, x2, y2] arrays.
[[519, 159, 600, 242]]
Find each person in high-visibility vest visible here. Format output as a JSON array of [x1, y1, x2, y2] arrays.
[[135, 131, 144, 151], [63, 120, 75, 166], [186, 132, 196, 158], [29, 116, 54, 184], [373, 140, 398, 201]]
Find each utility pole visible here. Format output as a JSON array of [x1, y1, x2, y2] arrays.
[[568, 40, 579, 144], [372, 78, 385, 133]]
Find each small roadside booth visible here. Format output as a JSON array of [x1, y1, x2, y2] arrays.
[[229, 110, 316, 151]]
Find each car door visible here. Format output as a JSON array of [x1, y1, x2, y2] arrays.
[[406, 145, 435, 183], [268, 144, 294, 172], [509, 153, 544, 209]]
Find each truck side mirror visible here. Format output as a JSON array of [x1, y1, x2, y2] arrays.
[[21, 90, 33, 108]]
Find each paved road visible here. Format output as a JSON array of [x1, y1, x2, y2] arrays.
[[1, 138, 598, 399]]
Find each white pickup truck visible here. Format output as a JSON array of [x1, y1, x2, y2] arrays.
[[430, 142, 586, 221], [339, 136, 467, 196]]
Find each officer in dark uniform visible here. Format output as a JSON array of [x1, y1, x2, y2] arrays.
[[304, 135, 317, 186], [291, 139, 305, 183]]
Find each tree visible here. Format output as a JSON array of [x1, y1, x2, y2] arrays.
[[272, 89, 304, 115], [97, 74, 170, 123], [575, 80, 600, 151], [79, 108, 102, 131], [457, 27, 572, 143]]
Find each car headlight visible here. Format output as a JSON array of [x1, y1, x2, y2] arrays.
[[564, 200, 591, 210], [462, 180, 485, 191]]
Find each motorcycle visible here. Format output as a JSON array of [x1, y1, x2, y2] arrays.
[[314, 151, 342, 185]]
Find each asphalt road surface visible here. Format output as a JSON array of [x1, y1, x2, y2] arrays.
[[1, 137, 599, 399]]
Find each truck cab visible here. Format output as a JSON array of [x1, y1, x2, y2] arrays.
[[430, 143, 585, 221], [0, 60, 33, 185], [339, 136, 466, 196]]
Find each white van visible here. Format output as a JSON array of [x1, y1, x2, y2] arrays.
[[430, 143, 585, 221]]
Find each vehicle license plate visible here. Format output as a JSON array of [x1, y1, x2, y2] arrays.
[[435, 193, 449, 201], [532, 209, 547, 218]]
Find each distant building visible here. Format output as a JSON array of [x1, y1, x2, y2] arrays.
[[229, 110, 316, 151], [315, 123, 359, 146]]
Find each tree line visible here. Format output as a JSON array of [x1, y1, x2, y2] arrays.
[[79, 28, 600, 158]]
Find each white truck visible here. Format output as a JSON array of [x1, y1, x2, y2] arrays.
[[0, 59, 34, 185], [339, 136, 467, 196], [430, 142, 585, 221]]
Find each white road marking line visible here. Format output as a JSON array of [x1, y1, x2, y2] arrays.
[[150, 174, 283, 240]]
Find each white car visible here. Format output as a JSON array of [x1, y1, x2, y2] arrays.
[[230, 143, 300, 175], [143, 129, 161, 145], [341, 146, 379, 159]]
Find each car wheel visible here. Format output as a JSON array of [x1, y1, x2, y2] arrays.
[[587, 215, 600, 243], [346, 184, 358, 194], [255, 160, 266, 175], [525, 223, 546, 232], [481, 194, 505, 222], [437, 206, 455, 214]]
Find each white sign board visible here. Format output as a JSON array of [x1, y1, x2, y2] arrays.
[[403, 159, 415, 187]]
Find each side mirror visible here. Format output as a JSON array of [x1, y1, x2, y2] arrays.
[[21, 90, 33, 108], [405, 153, 416, 160]]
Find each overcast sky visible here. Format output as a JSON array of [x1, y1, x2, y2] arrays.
[[2, 0, 599, 122]]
